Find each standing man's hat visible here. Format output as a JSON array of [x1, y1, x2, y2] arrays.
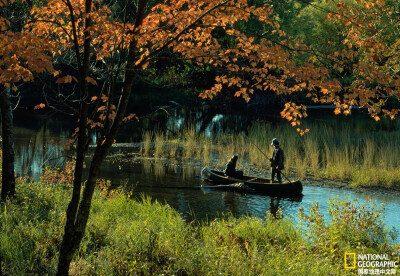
[[271, 138, 279, 145]]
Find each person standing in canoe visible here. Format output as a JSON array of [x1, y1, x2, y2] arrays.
[[269, 138, 284, 183], [224, 155, 243, 179]]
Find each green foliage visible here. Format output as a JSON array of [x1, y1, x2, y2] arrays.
[[40, 161, 75, 188], [295, 1, 347, 54], [298, 198, 397, 262], [0, 177, 399, 275], [0, 182, 67, 274]]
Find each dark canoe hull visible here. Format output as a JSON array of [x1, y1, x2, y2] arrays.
[[244, 180, 303, 196], [201, 167, 303, 196], [201, 167, 241, 185]]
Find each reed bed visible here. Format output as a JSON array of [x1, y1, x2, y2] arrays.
[[141, 131, 152, 157], [154, 131, 165, 158], [201, 136, 213, 166], [183, 124, 197, 159], [140, 116, 400, 189]]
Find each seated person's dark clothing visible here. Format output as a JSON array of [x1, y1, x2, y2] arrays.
[[224, 160, 243, 179]]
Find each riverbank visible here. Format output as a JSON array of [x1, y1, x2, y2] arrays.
[[101, 142, 400, 198], [132, 117, 400, 191], [1, 179, 398, 275]]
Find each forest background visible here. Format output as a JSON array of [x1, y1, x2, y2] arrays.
[[1, 0, 400, 275]]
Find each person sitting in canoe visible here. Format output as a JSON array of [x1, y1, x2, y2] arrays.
[[269, 138, 284, 184], [224, 155, 243, 179]]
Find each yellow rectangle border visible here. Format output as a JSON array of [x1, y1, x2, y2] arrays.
[[344, 253, 356, 269]]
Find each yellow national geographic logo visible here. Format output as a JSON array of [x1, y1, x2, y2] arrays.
[[345, 253, 356, 269]]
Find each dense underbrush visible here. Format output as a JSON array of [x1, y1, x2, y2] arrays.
[[0, 175, 398, 275]]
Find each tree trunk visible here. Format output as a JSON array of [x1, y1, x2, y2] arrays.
[[0, 86, 16, 200], [56, 1, 148, 273]]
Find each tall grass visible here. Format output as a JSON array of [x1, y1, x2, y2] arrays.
[[141, 131, 152, 157], [304, 137, 319, 176], [154, 131, 165, 158], [168, 140, 179, 159], [201, 136, 212, 166], [1, 182, 397, 275], [140, 116, 400, 188], [183, 124, 197, 159]]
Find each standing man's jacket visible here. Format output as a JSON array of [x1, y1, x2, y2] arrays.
[[271, 147, 284, 170]]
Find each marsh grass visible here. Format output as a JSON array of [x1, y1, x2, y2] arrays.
[[167, 139, 179, 159], [140, 116, 400, 188], [201, 136, 213, 166], [183, 124, 197, 159], [141, 131, 152, 157], [304, 137, 320, 176], [154, 131, 165, 158]]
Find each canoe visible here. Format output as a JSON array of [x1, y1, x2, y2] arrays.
[[201, 167, 303, 196], [201, 167, 255, 184]]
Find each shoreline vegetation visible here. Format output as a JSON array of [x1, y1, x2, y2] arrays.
[[138, 118, 400, 191], [2, 117, 400, 274], [0, 179, 398, 275]]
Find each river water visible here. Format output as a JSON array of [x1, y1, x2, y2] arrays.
[[99, 156, 400, 242], [8, 109, 400, 243]]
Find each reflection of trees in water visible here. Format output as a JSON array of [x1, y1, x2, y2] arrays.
[[223, 192, 238, 214], [142, 158, 166, 178], [171, 163, 180, 175], [15, 125, 69, 180], [182, 166, 196, 181], [153, 107, 262, 140], [142, 158, 152, 174], [269, 197, 281, 219], [154, 160, 165, 178]]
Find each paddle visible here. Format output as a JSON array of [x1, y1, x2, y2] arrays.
[[244, 135, 292, 184]]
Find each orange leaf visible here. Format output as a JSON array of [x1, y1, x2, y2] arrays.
[[34, 103, 46, 110], [85, 76, 98, 86], [56, 75, 73, 84], [142, 62, 149, 70]]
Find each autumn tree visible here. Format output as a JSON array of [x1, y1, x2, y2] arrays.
[[0, 0, 54, 200], [29, 0, 323, 273], [27, 0, 400, 274], [324, 0, 400, 119], [279, 0, 400, 125]]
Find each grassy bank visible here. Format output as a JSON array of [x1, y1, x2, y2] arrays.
[[1, 180, 398, 275], [141, 117, 400, 189]]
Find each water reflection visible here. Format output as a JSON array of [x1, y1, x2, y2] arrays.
[[269, 197, 281, 219], [8, 109, 400, 243], [98, 159, 400, 242], [154, 160, 165, 179], [14, 126, 70, 180], [11, 105, 275, 181]]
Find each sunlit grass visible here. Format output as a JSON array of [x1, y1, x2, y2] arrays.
[[154, 131, 165, 158], [1, 182, 397, 275], [141, 131, 152, 157], [167, 139, 178, 159], [140, 117, 400, 188], [183, 124, 197, 159], [201, 136, 212, 167], [304, 137, 319, 176]]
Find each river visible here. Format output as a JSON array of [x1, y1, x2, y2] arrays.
[[8, 109, 400, 243]]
